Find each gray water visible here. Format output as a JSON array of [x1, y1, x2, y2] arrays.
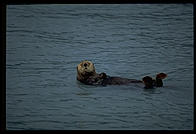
[[6, 4, 194, 130]]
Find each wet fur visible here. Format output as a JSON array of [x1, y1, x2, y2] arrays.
[[77, 60, 167, 88]]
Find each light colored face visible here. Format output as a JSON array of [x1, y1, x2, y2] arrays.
[[77, 60, 96, 76]]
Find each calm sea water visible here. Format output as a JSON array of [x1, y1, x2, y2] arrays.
[[6, 4, 193, 130]]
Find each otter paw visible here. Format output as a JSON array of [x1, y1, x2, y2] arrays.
[[99, 72, 107, 79]]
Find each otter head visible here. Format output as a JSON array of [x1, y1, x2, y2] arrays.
[[77, 60, 96, 81]]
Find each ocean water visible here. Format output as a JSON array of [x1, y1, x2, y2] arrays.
[[6, 4, 193, 130]]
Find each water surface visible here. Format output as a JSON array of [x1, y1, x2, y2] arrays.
[[6, 4, 193, 130]]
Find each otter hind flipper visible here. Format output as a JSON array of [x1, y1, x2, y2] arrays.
[[156, 73, 167, 79], [155, 73, 167, 87], [142, 76, 154, 89]]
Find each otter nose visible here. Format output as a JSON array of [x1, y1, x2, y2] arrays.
[[84, 63, 87, 67]]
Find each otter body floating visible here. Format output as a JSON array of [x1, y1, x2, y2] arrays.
[[77, 60, 167, 89]]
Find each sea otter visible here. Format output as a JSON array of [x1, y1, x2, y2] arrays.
[[77, 60, 167, 88]]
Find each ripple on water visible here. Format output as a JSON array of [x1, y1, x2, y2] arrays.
[[6, 4, 193, 130]]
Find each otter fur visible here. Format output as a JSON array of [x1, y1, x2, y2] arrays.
[[77, 60, 167, 88]]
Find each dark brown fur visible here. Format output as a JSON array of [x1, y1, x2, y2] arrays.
[[78, 72, 167, 89], [79, 72, 142, 86], [77, 61, 167, 88]]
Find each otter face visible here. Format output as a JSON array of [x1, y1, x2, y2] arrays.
[[77, 60, 96, 80]]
